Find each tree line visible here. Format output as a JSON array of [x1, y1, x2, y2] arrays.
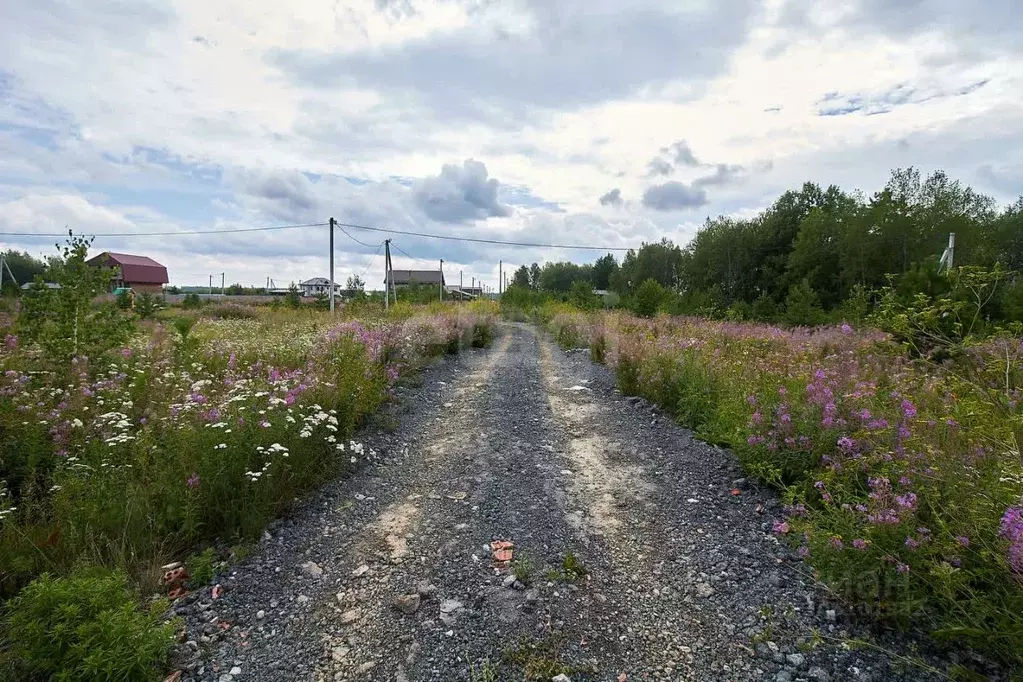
[[506, 167, 1023, 325]]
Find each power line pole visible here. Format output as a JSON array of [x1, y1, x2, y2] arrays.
[[221, 272, 225, 296], [439, 259, 444, 302], [328, 217, 336, 313], [459, 270, 463, 304], [384, 239, 392, 311], [209, 274, 213, 296], [499, 260, 502, 296], [0, 254, 12, 291]]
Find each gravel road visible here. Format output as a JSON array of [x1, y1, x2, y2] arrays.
[[172, 323, 963, 682]]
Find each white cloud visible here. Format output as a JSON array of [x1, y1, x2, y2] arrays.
[[0, 0, 1019, 287]]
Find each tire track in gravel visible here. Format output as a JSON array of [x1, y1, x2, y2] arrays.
[[182, 324, 952, 682], [319, 324, 626, 682]]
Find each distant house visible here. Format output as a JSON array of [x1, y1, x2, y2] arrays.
[[445, 285, 481, 300], [299, 277, 341, 297], [86, 252, 168, 294], [387, 270, 445, 288]]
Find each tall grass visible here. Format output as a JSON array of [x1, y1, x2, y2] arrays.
[[555, 310, 1023, 665], [0, 304, 497, 595]]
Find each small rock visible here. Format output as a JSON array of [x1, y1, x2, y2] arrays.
[[808, 667, 830, 682], [256, 610, 265, 620], [296, 595, 310, 604], [161, 561, 183, 571], [786, 653, 806, 668], [694, 582, 714, 598], [229, 667, 241, 676], [439, 599, 464, 625], [356, 661, 376, 674], [332, 646, 350, 662], [512, 580, 526, 591], [502, 575, 517, 588], [394, 594, 421, 615], [552, 675, 572, 682], [341, 608, 361, 624], [775, 672, 792, 682], [825, 609, 836, 622], [352, 564, 370, 577], [301, 561, 323, 578], [218, 675, 233, 682], [417, 582, 437, 598]]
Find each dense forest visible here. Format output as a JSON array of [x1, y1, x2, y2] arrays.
[[507, 167, 1023, 325]]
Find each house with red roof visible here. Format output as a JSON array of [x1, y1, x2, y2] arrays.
[[86, 252, 169, 294]]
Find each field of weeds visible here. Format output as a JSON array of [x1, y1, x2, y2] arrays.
[[0, 299, 496, 679], [549, 308, 1023, 665]]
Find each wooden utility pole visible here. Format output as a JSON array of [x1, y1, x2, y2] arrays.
[[384, 239, 392, 311], [209, 274, 213, 296], [329, 217, 336, 313], [0, 254, 17, 291], [439, 259, 444, 302], [459, 271, 463, 304], [499, 261, 502, 296], [221, 273, 225, 296]]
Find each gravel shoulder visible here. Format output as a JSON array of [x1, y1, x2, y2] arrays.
[[174, 323, 958, 682]]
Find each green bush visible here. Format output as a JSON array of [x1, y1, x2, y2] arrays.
[[3, 570, 174, 682], [632, 279, 665, 318], [471, 320, 494, 348], [181, 292, 203, 309]]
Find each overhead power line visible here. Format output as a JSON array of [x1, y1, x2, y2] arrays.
[[338, 222, 631, 252], [0, 222, 330, 238], [334, 222, 381, 249], [0, 218, 633, 252], [390, 242, 431, 265]]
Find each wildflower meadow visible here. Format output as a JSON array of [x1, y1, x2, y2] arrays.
[[0, 279, 496, 678], [548, 307, 1023, 664]]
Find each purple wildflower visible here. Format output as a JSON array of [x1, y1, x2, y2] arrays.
[[895, 492, 918, 510], [896, 562, 910, 574], [999, 506, 1023, 573], [186, 473, 200, 488], [772, 520, 790, 535], [901, 399, 917, 419], [852, 539, 868, 550], [956, 536, 970, 548]]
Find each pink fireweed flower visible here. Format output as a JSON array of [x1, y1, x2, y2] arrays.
[[895, 492, 918, 509], [747, 394, 757, 406], [751, 411, 763, 424], [120, 347, 132, 358], [905, 536, 920, 550], [956, 536, 970, 548], [4, 334, 17, 349], [999, 506, 1023, 573], [852, 539, 869, 550], [896, 562, 910, 574], [228, 352, 237, 370], [901, 399, 917, 419], [829, 536, 844, 550], [772, 520, 790, 534], [186, 473, 200, 488], [837, 436, 855, 452], [797, 546, 809, 558], [841, 324, 853, 334]]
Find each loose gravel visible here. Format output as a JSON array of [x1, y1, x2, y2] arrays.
[[170, 323, 992, 682]]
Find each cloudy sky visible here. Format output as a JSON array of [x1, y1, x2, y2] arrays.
[[1, 0, 1020, 288]]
